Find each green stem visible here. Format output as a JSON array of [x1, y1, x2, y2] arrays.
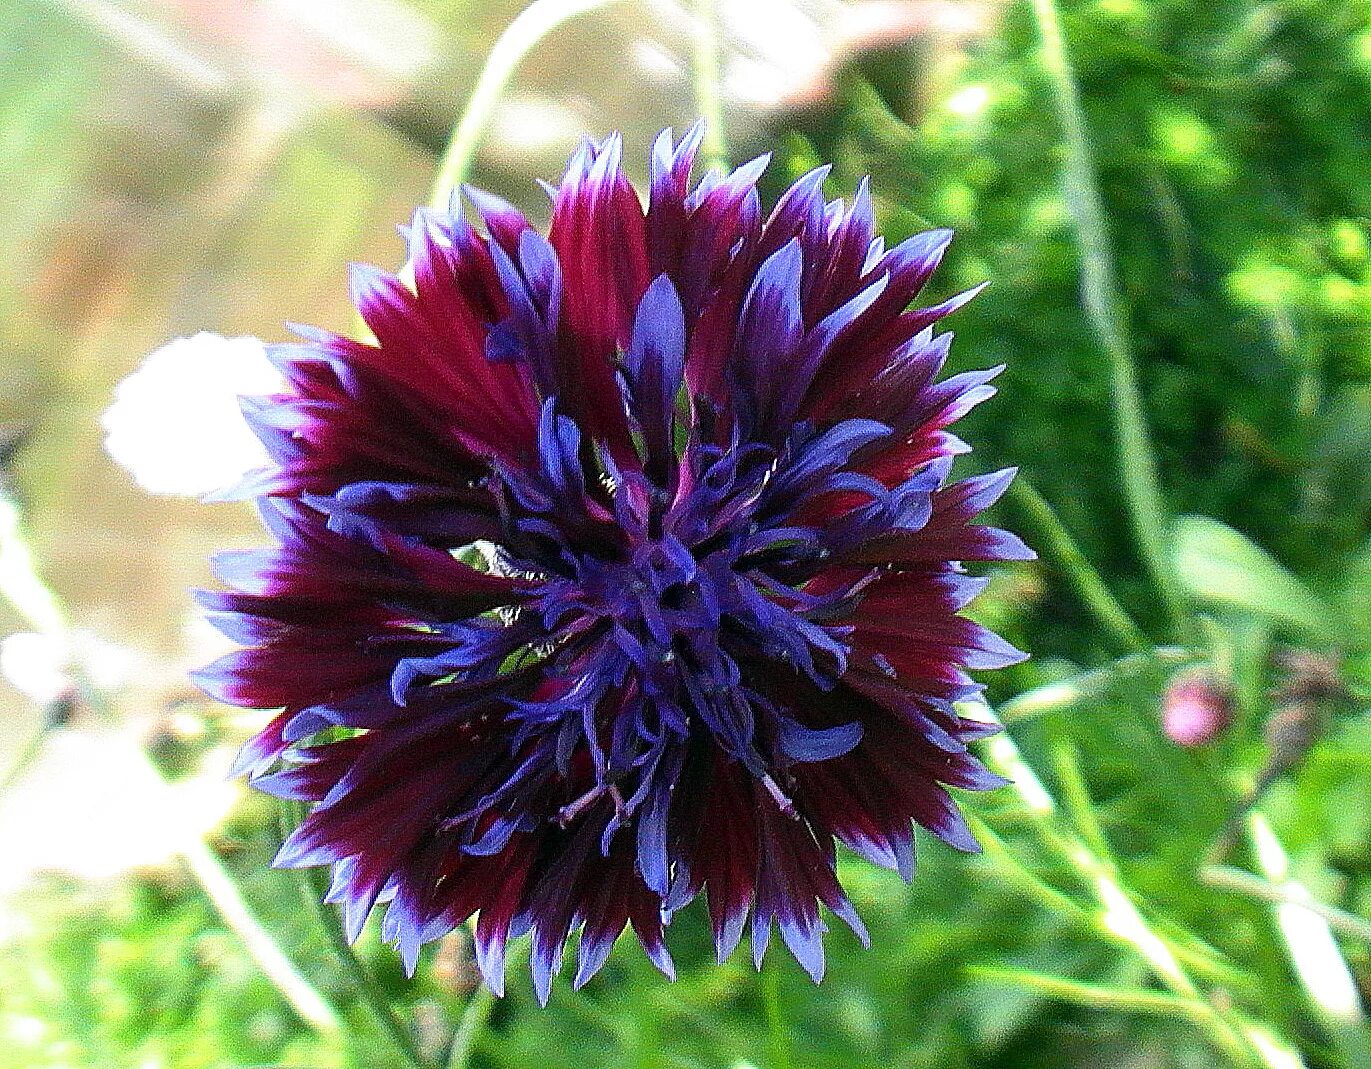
[[969, 966, 1218, 1021], [1028, 0, 1191, 640], [762, 967, 792, 1069], [428, 0, 625, 211], [972, 817, 1242, 986], [0, 720, 52, 797], [280, 804, 431, 1069], [445, 985, 496, 1069], [0, 489, 67, 633], [963, 699, 1297, 1067], [3, 487, 346, 1041], [998, 645, 1191, 724], [1052, 742, 1118, 867], [970, 815, 1096, 920], [1202, 865, 1371, 946], [691, 0, 729, 170], [1008, 477, 1150, 652], [970, 965, 1277, 1067], [445, 941, 530, 1069], [1242, 813, 1369, 1061], [180, 827, 343, 1038]]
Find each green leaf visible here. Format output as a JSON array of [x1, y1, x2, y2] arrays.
[[1171, 516, 1339, 644]]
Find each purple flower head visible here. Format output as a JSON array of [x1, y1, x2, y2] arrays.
[[195, 123, 1033, 1003]]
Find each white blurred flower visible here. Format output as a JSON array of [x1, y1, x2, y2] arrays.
[[644, 0, 992, 110], [721, 0, 832, 106], [0, 726, 239, 895], [489, 96, 593, 161], [102, 332, 283, 498], [0, 632, 71, 704], [0, 629, 142, 704]]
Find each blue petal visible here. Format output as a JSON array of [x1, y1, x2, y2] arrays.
[[775, 716, 864, 762]]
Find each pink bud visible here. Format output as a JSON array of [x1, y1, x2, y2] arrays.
[[1162, 670, 1234, 747]]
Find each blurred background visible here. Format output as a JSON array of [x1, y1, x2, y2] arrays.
[[1, 0, 1369, 1066]]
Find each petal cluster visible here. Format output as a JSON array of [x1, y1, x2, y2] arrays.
[[196, 123, 1033, 1002]]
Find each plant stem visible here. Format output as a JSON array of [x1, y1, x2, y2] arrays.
[[970, 815, 1096, 919], [445, 984, 496, 1069], [280, 803, 432, 1069], [972, 816, 1242, 986], [1241, 813, 1369, 1069], [762, 967, 792, 1069], [971, 966, 1281, 1067], [1028, 0, 1191, 640], [963, 698, 1301, 1068], [0, 720, 52, 797], [180, 824, 343, 1037], [1201, 865, 1371, 946], [3, 487, 347, 1042], [1009, 477, 1150, 652], [998, 645, 1192, 723], [969, 966, 1217, 1020], [0, 489, 67, 633], [1052, 741, 1117, 867], [445, 940, 530, 1069], [428, 0, 625, 211], [691, 0, 729, 170]]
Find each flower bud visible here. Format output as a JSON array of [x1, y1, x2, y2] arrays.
[[1162, 669, 1234, 747]]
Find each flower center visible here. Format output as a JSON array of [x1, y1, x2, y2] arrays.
[[584, 529, 718, 650]]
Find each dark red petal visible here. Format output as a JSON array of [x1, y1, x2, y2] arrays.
[[547, 134, 648, 450]]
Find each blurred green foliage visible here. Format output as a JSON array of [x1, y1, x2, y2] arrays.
[[2, 0, 1370, 1067]]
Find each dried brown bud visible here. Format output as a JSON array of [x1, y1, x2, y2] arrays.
[[1263, 700, 1324, 777], [430, 928, 479, 996], [1271, 649, 1347, 705]]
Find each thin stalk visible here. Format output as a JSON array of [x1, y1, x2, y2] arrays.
[[445, 941, 530, 1069], [180, 830, 343, 1037], [0, 720, 52, 797], [428, 0, 625, 211], [4, 490, 343, 1040], [762, 967, 792, 1069], [445, 985, 496, 1069], [973, 817, 1242, 986], [968, 966, 1219, 1022], [691, 0, 729, 170], [279, 803, 431, 1069], [0, 490, 67, 633], [970, 815, 1095, 920], [1052, 742, 1118, 868], [998, 645, 1192, 723], [1242, 813, 1369, 1069], [1008, 477, 1150, 652], [1202, 865, 1371, 946], [1269, 309, 1321, 424], [969, 702, 1191, 993], [963, 699, 1301, 1068], [971, 966, 1280, 1067], [1028, 0, 1191, 639]]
